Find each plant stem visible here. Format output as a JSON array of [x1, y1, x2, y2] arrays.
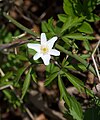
[[55, 44, 96, 76], [3, 12, 38, 37]]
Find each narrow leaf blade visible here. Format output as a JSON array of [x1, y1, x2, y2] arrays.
[[21, 68, 31, 100]]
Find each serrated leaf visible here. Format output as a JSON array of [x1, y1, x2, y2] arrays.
[[83, 0, 97, 13], [64, 72, 84, 92], [78, 22, 93, 34], [58, 75, 83, 120], [63, 0, 75, 16], [69, 97, 83, 120], [64, 72, 93, 96], [61, 16, 85, 33], [21, 68, 31, 100], [87, 14, 100, 22]]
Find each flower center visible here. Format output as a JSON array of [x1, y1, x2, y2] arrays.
[[41, 45, 49, 54]]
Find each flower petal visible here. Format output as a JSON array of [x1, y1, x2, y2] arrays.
[[41, 54, 51, 65], [41, 33, 47, 45], [49, 49, 60, 56], [27, 43, 40, 52], [33, 53, 41, 60], [47, 36, 58, 50]]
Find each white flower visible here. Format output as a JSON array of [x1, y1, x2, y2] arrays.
[[27, 33, 60, 65]]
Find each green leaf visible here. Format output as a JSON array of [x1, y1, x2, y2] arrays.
[[5, 32, 13, 43], [16, 54, 28, 61], [61, 58, 69, 67], [41, 21, 48, 32], [61, 16, 85, 33], [21, 68, 31, 100], [87, 14, 100, 22], [64, 72, 93, 96], [31, 72, 37, 83], [63, 33, 95, 40], [0, 72, 13, 82], [83, 39, 91, 51], [47, 18, 55, 34], [14, 66, 27, 86], [58, 14, 68, 23], [84, 106, 100, 120], [3, 90, 21, 108], [58, 75, 70, 105], [83, 0, 97, 12], [65, 63, 87, 72], [78, 22, 93, 34], [54, 21, 63, 35], [46, 63, 60, 74], [77, 63, 87, 72], [80, 54, 91, 59], [14, 30, 20, 36], [44, 71, 58, 86], [3, 12, 38, 37], [63, 0, 75, 16], [58, 75, 83, 120], [69, 97, 83, 120], [61, 16, 72, 33], [55, 44, 96, 75], [62, 37, 78, 50]]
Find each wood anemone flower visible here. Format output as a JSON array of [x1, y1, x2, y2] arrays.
[[27, 33, 60, 65]]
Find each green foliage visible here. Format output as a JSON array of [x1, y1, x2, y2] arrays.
[[78, 22, 93, 34], [14, 66, 27, 86], [62, 33, 95, 40], [0, 26, 20, 43], [3, 89, 21, 108], [83, 40, 91, 51], [84, 106, 100, 120], [45, 63, 60, 86], [64, 72, 93, 97], [0, 0, 100, 119], [21, 68, 32, 100], [58, 75, 83, 120]]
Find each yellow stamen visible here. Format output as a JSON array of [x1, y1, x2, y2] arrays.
[[41, 45, 49, 54]]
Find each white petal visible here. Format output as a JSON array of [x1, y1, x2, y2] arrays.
[[47, 36, 58, 50], [49, 49, 60, 56], [33, 53, 41, 60], [41, 54, 51, 65], [41, 33, 47, 45], [27, 43, 40, 52]]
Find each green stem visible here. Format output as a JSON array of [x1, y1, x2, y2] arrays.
[[3, 12, 38, 37], [56, 44, 96, 76]]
